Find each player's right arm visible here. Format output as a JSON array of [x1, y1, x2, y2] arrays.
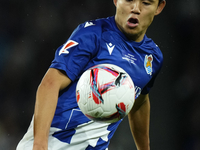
[[33, 68, 71, 150]]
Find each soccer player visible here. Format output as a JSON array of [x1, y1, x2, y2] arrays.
[[17, 0, 166, 150]]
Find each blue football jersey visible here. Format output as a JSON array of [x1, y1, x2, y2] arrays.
[[47, 16, 163, 150]]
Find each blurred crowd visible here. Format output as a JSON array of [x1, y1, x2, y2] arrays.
[[0, 0, 200, 150]]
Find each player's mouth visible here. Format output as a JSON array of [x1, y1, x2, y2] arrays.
[[127, 18, 139, 28]]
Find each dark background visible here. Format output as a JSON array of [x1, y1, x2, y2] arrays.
[[1, 0, 200, 149]]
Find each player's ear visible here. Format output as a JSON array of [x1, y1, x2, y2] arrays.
[[113, 0, 117, 7], [155, 0, 166, 15]]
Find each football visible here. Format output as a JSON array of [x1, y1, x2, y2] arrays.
[[76, 64, 135, 123]]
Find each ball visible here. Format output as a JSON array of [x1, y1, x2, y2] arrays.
[[76, 64, 135, 123]]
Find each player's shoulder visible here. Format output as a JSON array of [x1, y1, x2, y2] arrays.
[[73, 16, 114, 37], [143, 35, 163, 58]]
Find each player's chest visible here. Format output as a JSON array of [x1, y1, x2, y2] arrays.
[[92, 33, 154, 90]]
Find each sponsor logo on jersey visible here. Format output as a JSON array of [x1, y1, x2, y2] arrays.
[[144, 55, 153, 75], [84, 21, 95, 28], [106, 43, 115, 55], [59, 40, 79, 56]]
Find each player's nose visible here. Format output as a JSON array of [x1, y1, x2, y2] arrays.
[[131, 2, 141, 14]]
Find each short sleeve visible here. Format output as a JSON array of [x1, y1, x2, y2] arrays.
[[50, 23, 99, 81], [141, 74, 157, 95]]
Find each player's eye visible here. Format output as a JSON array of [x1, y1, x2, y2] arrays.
[[143, 2, 151, 5]]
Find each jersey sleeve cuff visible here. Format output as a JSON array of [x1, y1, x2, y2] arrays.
[[50, 62, 77, 82]]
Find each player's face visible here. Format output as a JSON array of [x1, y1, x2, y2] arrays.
[[114, 0, 166, 42]]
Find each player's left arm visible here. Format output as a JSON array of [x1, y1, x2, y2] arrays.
[[128, 94, 150, 150]]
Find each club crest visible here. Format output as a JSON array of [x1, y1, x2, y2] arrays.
[[144, 55, 153, 75]]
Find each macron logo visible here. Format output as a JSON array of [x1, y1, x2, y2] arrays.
[[84, 22, 95, 28], [106, 43, 115, 55], [59, 40, 79, 56]]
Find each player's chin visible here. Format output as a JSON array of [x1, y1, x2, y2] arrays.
[[124, 30, 139, 40], [124, 26, 138, 33]]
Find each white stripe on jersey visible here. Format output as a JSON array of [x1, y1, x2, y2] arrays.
[[17, 117, 111, 150]]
